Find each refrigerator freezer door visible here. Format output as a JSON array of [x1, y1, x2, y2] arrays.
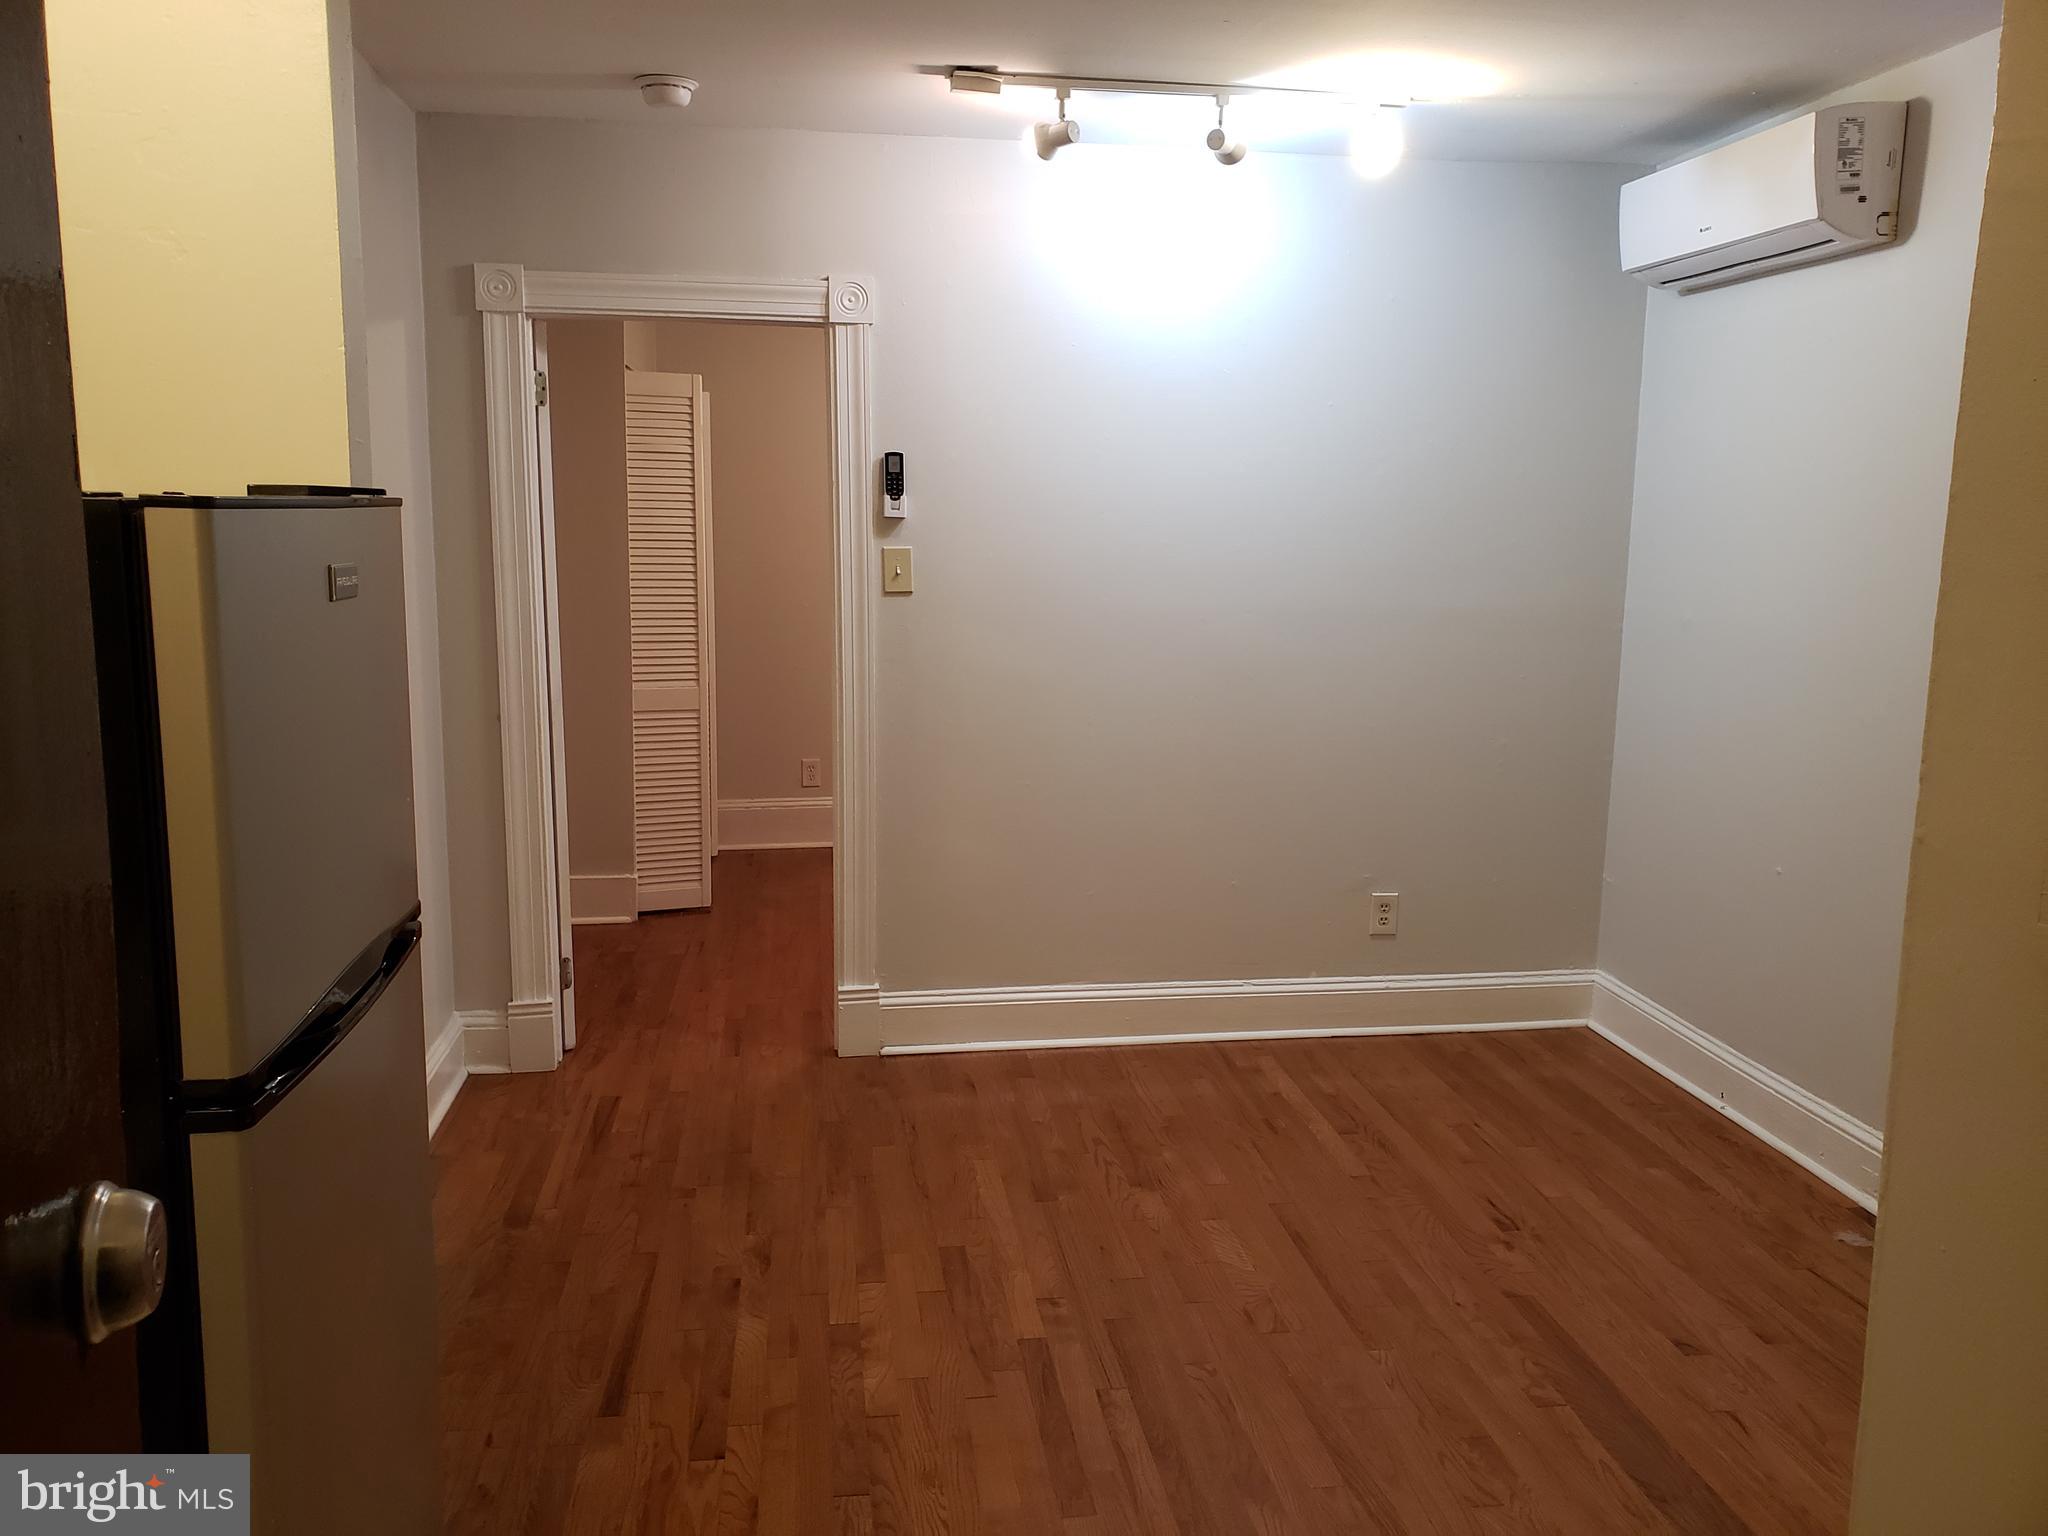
[[143, 502, 418, 1080], [187, 966, 437, 1534]]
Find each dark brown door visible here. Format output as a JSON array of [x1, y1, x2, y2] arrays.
[[0, 0, 143, 1450]]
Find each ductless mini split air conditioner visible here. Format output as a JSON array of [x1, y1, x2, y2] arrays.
[[1620, 102, 1909, 293]]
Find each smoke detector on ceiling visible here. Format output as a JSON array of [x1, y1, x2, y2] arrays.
[[634, 74, 698, 108]]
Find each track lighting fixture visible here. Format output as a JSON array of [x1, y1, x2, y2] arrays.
[[953, 66, 1434, 177], [1206, 95, 1247, 165], [1033, 89, 1080, 159]]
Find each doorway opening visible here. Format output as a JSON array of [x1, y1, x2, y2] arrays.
[[472, 267, 881, 1065], [543, 316, 837, 1033]]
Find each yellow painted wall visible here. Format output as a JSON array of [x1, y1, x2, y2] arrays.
[[1851, 8, 2048, 1531], [45, 0, 351, 494]]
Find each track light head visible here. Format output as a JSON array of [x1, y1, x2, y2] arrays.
[[1034, 89, 1080, 160], [1206, 126, 1247, 165], [1034, 118, 1081, 159], [1206, 96, 1247, 165]]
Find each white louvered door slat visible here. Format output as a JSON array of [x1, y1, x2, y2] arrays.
[[627, 370, 713, 911]]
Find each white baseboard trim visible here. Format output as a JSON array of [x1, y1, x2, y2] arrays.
[[459, 1007, 510, 1075], [1590, 972, 1882, 1212], [875, 969, 1594, 1055], [460, 1002, 557, 1074], [638, 878, 705, 912], [426, 1012, 468, 1137], [836, 983, 882, 1057], [506, 998, 560, 1072], [718, 796, 833, 851], [570, 872, 636, 925]]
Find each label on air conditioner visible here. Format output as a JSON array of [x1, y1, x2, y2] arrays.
[[1836, 115, 1866, 193]]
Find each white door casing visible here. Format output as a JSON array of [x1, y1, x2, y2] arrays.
[[532, 324, 577, 1050], [473, 266, 880, 1061], [625, 371, 713, 912], [473, 285, 562, 1073]]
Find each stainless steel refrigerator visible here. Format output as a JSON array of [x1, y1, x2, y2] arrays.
[[86, 491, 438, 1533]]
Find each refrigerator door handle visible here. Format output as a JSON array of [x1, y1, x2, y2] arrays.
[[177, 906, 422, 1134]]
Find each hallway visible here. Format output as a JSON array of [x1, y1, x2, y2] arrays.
[[432, 850, 1873, 1535]]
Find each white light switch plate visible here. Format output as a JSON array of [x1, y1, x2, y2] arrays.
[[882, 546, 914, 593]]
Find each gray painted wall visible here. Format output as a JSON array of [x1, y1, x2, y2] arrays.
[[353, 53, 455, 1052], [414, 121, 1648, 1006], [1597, 30, 2000, 1129]]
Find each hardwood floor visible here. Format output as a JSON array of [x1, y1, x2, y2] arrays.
[[434, 850, 1874, 1535]]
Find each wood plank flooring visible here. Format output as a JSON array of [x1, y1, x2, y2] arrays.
[[434, 850, 1874, 1534]]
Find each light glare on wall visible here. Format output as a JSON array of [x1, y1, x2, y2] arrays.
[[1350, 108, 1406, 179], [1225, 91, 1348, 147], [1053, 90, 1215, 145], [1028, 144, 1275, 322]]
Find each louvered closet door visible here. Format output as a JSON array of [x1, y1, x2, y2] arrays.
[[626, 370, 713, 911]]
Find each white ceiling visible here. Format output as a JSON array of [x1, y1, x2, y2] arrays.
[[352, 0, 1999, 165]]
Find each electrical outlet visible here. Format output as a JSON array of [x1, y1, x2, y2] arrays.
[[800, 758, 823, 790], [1370, 892, 1400, 936]]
